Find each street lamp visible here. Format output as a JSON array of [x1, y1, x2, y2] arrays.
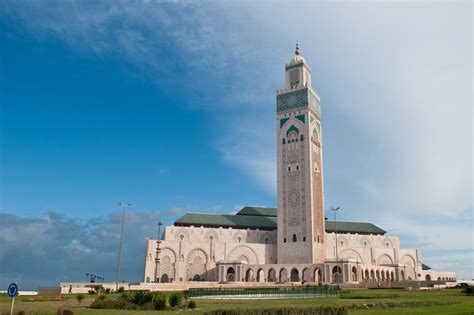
[[116, 202, 131, 291], [154, 221, 163, 283], [331, 206, 341, 286]]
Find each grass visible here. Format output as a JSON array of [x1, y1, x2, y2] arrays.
[[0, 289, 473, 315]]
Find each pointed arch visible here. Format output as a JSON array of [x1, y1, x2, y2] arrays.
[[227, 245, 259, 265], [279, 268, 288, 282], [286, 125, 300, 137]]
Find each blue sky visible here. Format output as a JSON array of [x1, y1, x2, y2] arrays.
[[0, 1, 472, 289]]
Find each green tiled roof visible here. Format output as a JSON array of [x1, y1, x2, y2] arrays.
[[422, 263, 431, 270], [174, 207, 386, 235], [236, 206, 277, 217], [175, 212, 277, 230], [325, 221, 386, 235]]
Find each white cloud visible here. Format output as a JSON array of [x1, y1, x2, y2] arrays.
[[0, 210, 174, 289], [64, 239, 92, 254]]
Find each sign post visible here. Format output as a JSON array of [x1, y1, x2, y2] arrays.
[[7, 283, 18, 315]]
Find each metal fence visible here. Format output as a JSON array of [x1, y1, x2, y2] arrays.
[[189, 285, 338, 299]]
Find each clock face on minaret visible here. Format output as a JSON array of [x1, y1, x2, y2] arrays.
[[276, 45, 325, 264]]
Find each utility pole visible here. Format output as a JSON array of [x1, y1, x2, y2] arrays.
[[331, 206, 341, 286], [115, 202, 131, 291], [154, 222, 163, 283]]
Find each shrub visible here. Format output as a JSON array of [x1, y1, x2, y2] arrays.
[[183, 290, 190, 309], [118, 292, 130, 302], [169, 292, 182, 307], [462, 286, 473, 295], [90, 298, 136, 310], [131, 291, 154, 306], [188, 300, 197, 309], [97, 294, 107, 300], [153, 294, 167, 310], [57, 310, 74, 315], [76, 294, 84, 305], [116, 287, 125, 293], [88, 290, 96, 295]]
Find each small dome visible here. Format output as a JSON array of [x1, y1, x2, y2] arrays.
[[289, 54, 306, 65], [288, 43, 306, 65]]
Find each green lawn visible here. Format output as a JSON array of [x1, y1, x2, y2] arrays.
[[0, 289, 472, 315]]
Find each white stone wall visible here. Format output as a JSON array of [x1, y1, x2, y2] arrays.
[[143, 225, 443, 283], [144, 225, 277, 283]]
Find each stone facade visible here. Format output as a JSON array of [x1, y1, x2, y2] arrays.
[[143, 225, 455, 283], [143, 46, 455, 285]]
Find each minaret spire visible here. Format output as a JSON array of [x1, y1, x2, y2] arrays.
[[295, 41, 300, 55]]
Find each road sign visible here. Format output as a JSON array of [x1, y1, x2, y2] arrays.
[[7, 283, 18, 315], [7, 283, 18, 298]]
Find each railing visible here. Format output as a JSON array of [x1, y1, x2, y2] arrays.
[[189, 285, 338, 299]]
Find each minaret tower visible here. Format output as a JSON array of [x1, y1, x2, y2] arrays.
[[276, 44, 325, 264]]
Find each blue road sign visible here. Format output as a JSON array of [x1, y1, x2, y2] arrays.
[[7, 283, 18, 298]]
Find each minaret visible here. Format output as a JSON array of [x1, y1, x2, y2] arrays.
[[276, 44, 325, 264]]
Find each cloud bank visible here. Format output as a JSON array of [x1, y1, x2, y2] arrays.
[[0, 211, 161, 290]]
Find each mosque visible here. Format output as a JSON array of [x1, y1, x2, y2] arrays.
[[142, 46, 455, 285]]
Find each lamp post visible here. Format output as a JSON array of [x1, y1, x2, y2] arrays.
[[116, 202, 131, 291], [331, 206, 341, 285], [154, 221, 163, 283]]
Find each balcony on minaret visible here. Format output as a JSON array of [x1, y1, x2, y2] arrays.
[[276, 81, 320, 100]]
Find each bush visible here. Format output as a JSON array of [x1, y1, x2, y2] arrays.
[[188, 300, 197, 309], [116, 286, 125, 293], [118, 292, 130, 302], [462, 286, 473, 295], [76, 294, 84, 305], [131, 291, 154, 306], [169, 292, 182, 307], [90, 298, 136, 310], [153, 294, 167, 310], [57, 309, 74, 315], [88, 289, 96, 295]]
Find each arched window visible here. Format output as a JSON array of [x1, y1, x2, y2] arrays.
[[237, 237, 242, 243], [303, 236, 306, 242], [284, 238, 287, 243], [282, 138, 286, 144], [300, 135, 304, 141], [265, 238, 269, 244], [292, 234, 297, 242], [317, 235, 320, 243]]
